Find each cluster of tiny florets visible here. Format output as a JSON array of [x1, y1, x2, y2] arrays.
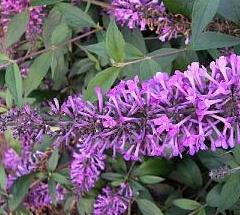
[[93, 183, 133, 215], [0, 105, 48, 151], [110, 0, 191, 43], [24, 182, 65, 209], [56, 54, 240, 160], [110, 0, 240, 44]]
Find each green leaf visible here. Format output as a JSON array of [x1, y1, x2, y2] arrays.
[[78, 45, 101, 71], [208, 49, 221, 59], [130, 181, 153, 200], [8, 174, 33, 211], [51, 49, 67, 85], [46, 17, 70, 83], [4, 130, 21, 154], [233, 145, 240, 164], [52, 173, 70, 185], [122, 28, 147, 54], [140, 59, 160, 80], [5, 63, 23, 106], [173, 50, 198, 71], [0, 53, 9, 61], [176, 158, 202, 188], [163, 0, 195, 17], [190, 32, 240, 50], [85, 67, 120, 101], [123, 64, 141, 79], [84, 42, 109, 66], [139, 175, 165, 184], [134, 158, 173, 177], [136, 199, 164, 215], [125, 43, 144, 60], [6, 10, 29, 47], [30, 0, 64, 6], [23, 52, 52, 96], [106, 20, 126, 62], [197, 208, 206, 215], [5, 89, 13, 108], [206, 184, 222, 208], [48, 148, 59, 172], [51, 21, 71, 45], [70, 58, 94, 77], [111, 179, 124, 187], [148, 48, 183, 71], [191, 0, 219, 41], [108, 157, 127, 173], [14, 206, 33, 215], [198, 151, 225, 170], [77, 198, 94, 215], [56, 3, 96, 28], [218, 0, 240, 24], [48, 178, 57, 204], [85, 42, 108, 57], [0, 107, 8, 113], [101, 173, 124, 181], [219, 174, 240, 211], [64, 196, 75, 213], [33, 136, 53, 152], [173, 199, 201, 210], [0, 164, 7, 190], [43, 8, 63, 47]]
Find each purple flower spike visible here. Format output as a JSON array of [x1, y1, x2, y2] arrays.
[[93, 183, 132, 215], [70, 147, 105, 195], [24, 182, 66, 209], [0, 105, 48, 153], [2, 148, 21, 171], [110, 0, 190, 43]]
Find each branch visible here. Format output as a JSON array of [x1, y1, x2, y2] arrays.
[[114, 48, 187, 68], [0, 28, 102, 70]]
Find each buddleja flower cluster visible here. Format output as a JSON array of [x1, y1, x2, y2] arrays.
[[110, 0, 191, 43], [1, 54, 240, 213], [110, 0, 240, 44], [0, 106, 64, 212], [0, 0, 44, 41]]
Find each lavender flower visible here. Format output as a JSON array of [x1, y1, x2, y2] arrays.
[[26, 6, 44, 41], [104, 77, 164, 160], [2, 148, 21, 171], [70, 146, 105, 195], [24, 182, 65, 209], [110, 0, 190, 43], [0, 105, 48, 152], [20, 66, 29, 78], [24, 182, 52, 208], [106, 54, 240, 158], [93, 183, 133, 215], [4, 150, 46, 190], [46, 53, 240, 161], [0, 106, 50, 191], [50, 89, 110, 151], [111, 0, 165, 30], [3, 54, 240, 162]]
